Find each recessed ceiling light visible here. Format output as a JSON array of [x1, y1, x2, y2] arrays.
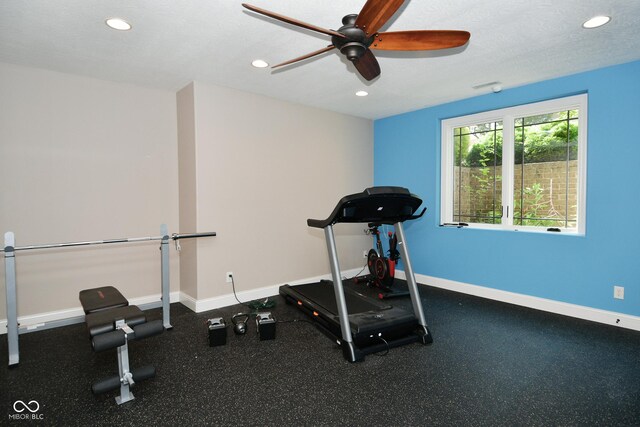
[[582, 15, 611, 29], [355, 90, 368, 97], [105, 18, 132, 31], [251, 59, 269, 68]]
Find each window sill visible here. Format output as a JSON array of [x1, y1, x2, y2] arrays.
[[439, 223, 585, 237]]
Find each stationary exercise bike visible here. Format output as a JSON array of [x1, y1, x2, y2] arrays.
[[355, 224, 409, 300]]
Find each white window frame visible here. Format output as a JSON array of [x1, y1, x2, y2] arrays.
[[440, 94, 587, 235]]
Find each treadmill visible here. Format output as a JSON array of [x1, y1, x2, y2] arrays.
[[279, 186, 432, 362]]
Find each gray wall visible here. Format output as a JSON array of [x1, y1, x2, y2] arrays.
[[0, 62, 180, 320], [177, 81, 373, 305], [0, 62, 373, 325]]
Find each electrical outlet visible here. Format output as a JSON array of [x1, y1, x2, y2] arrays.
[[226, 272, 233, 283], [363, 250, 368, 259], [614, 285, 624, 300]]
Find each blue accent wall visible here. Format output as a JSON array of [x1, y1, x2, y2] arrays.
[[374, 60, 640, 316]]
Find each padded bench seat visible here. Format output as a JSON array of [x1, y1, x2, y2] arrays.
[[85, 305, 147, 337], [78, 285, 163, 404], [79, 286, 129, 314]]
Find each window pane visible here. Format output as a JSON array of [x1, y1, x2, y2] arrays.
[[513, 110, 579, 228], [522, 111, 568, 126], [453, 121, 502, 224]]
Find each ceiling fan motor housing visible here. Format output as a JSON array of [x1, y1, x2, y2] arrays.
[[332, 14, 375, 61]]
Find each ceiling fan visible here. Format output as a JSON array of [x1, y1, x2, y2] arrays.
[[242, 0, 470, 81]]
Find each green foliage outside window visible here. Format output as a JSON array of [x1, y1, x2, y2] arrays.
[[454, 110, 578, 227], [460, 112, 578, 167]]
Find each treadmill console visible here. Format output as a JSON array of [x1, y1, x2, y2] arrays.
[[307, 186, 426, 228]]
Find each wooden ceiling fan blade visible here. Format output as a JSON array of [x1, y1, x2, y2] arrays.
[[242, 3, 345, 39], [272, 45, 336, 69], [355, 0, 405, 37], [371, 30, 471, 51], [352, 49, 381, 81]]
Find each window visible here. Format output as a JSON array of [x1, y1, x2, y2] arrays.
[[441, 94, 587, 234]]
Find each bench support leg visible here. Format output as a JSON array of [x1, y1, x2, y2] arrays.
[[115, 321, 135, 405]]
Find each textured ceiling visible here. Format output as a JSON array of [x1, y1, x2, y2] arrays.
[[1, 0, 639, 119]]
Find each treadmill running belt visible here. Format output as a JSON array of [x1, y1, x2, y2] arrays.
[[293, 282, 391, 315]]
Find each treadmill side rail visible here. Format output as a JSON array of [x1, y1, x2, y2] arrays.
[[324, 225, 354, 346], [394, 222, 428, 329]]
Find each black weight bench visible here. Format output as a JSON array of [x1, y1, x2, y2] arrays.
[[79, 286, 163, 404]]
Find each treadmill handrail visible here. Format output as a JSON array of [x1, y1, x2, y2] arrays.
[[307, 186, 425, 229]]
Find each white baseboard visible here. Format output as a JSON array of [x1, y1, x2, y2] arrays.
[[4, 269, 636, 334], [0, 269, 362, 334], [0, 291, 182, 335], [186, 268, 362, 314], [395, 270, 640, 332]]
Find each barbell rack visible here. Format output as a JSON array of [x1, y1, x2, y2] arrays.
[[3, 224, 216, 367]]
